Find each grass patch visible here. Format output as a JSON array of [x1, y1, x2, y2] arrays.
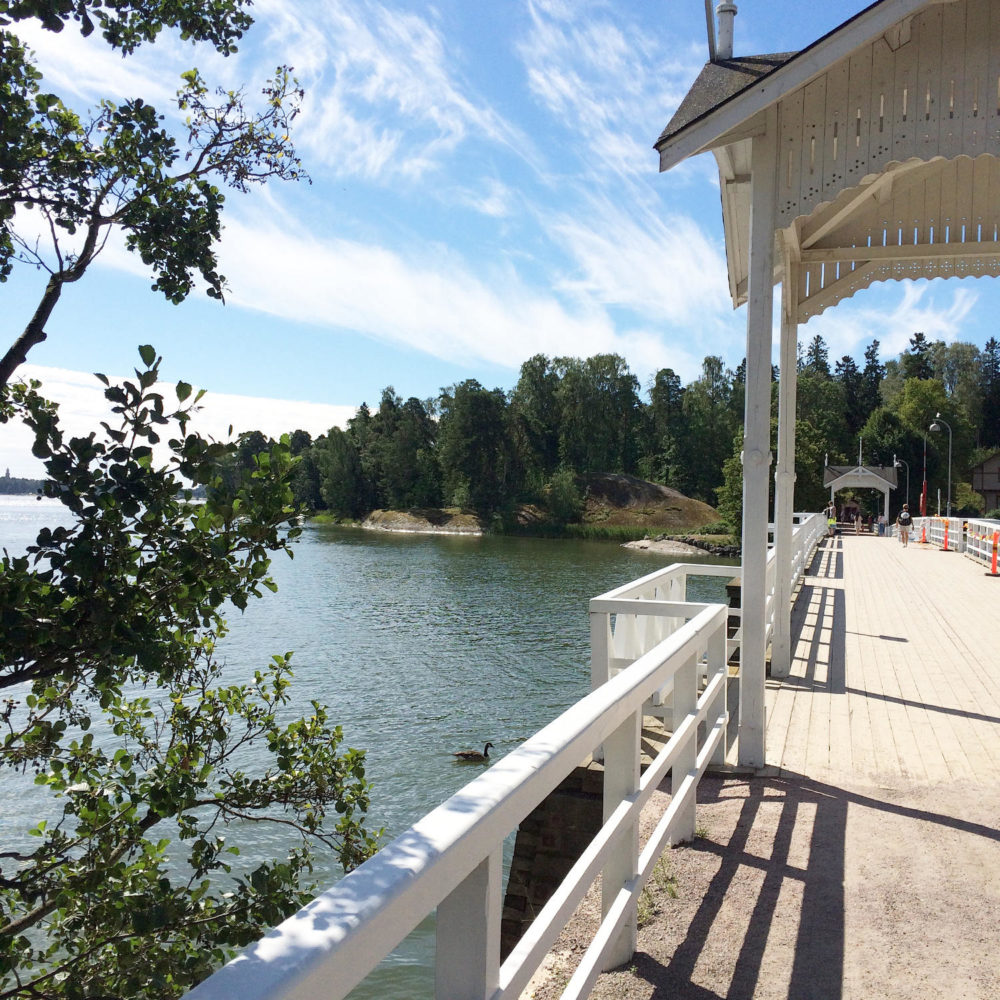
[[499, 522, 650, 541], [564, 523, 651, 541], [307, 512, 360, 526], [636, 856, 679, 927]]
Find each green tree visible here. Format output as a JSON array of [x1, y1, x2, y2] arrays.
[[981, 337, 1000, 448], [509, 354, 561, 487], [834, 354, 866, 436], [799, 334, 831, 379], [640, 367, 688, 489], [317, 426, 366, 518], [899, 332, 934, 381], [0, 353, 378, 998], [437, 379, 513, 514], [797, 373, 848, 457], [793, 419, 832, 512], [1, 3, 306, 384], [714, 433, 746, 536], [860, 340, 885, 416], [554, 355, 641, 475], [545, 467, 583, 524], [681, 356, 736, 503], [382, 396, 440, 509]]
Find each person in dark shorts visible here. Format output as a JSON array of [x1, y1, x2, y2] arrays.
[[896, 504, 913, 547]]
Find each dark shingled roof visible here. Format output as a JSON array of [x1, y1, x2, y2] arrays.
[[657, 52, 797, 148], [823, 465, 898, 488]]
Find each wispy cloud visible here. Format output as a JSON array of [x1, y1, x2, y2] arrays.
[[517, 0, 702, 180], [544, 196, 730, 325], [253, 0, 527, 182], [211, 211, 665, 369], [803, 282, 979, 361]]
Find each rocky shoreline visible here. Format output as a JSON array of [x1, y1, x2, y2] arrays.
[[623, 534, 740, 558], [362, 508, 483, 535]]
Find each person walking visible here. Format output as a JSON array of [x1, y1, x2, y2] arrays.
[[896, 504, 913, 547]]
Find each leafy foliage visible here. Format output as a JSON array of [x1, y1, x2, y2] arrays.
[[0, 352, 378, 998], [289, 335, 997, 526], [0, 0, 254, 55], [1, 6, 307, 383]]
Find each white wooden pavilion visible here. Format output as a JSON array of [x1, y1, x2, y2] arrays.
[[824, 462, 898, 519], [656, 0, 1000, 766]]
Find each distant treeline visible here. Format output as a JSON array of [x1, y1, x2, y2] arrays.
[[256, 336, 1000, 527], [0, 472, 43, 494]]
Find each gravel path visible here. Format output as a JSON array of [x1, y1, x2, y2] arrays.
[[524, 773, 1000, 1000]]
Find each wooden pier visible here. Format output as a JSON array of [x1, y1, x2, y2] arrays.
[[768, 532, 1000, 781], [565, 532, 1000, 1000]]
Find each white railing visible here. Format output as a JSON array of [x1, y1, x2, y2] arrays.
[[184, 514, 826, 1000], [590, 512, 827, 701], [961, 517, 1000, 571], [185, 605, 729, 1000], [915, 515, 965, 552]]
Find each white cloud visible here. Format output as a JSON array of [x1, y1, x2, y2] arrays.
[[544, 197, 731, 326], [252, 0, 528, 182], [11, 20, 180, 107], [457, 178, 515, 218], [3, 365, 354, 478], [802, 282, 979, 361], [518, 0, 702, 180], [213, 213, 652, 367]]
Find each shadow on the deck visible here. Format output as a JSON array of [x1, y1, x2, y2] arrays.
[[624, 770, 1000, 1000]]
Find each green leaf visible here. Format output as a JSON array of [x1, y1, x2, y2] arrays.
[[176, 381, 192, 402], [138, 345, 156, 367]]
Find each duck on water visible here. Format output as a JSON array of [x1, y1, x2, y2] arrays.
[[451, 742, 494, 762]]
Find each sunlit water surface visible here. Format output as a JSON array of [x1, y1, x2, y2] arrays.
[[0, 496, 735, 997]]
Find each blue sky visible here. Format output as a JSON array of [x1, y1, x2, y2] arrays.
[[2, 0, 995, 475]]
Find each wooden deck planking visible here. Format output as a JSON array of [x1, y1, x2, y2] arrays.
[[765, 533, 1000, 782]]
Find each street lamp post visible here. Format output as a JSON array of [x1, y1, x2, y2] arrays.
[[893, 454, 909, 510], [928, 413, 952, 518]]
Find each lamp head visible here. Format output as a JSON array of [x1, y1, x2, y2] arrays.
[[929, 421, 942, 433]]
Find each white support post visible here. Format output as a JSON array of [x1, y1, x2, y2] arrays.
[[771, 262, 799, 678], [739, 108, 778, 769], [672, 654, 698, 841], [601, 709, 640, 969], [435, 849, 502, 1000]]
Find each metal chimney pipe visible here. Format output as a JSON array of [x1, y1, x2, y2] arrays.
[[716, 2, 737, 60]]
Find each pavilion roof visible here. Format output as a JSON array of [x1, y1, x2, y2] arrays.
[[824, 465, 898, 490], [657, 53, 796, 147], [654, 0, 931, 170]]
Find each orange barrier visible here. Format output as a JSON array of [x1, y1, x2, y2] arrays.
[[920, 521, 927, 544], [943, 519, 950, 552], [993, 531, 999, 576]]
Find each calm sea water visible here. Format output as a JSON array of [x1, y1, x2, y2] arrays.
[[0, 495, 735, 997]]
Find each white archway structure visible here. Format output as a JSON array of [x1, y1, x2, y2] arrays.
[[656, 0, 997, 766], [823, 465, 898, 522], [824, 463, 898, 522]]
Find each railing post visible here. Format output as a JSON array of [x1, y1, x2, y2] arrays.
[[602, 709, 640, 970], [708, 620, 728, 768], [435, 848, 502, 1000], [590, 608, 611, 692], [672, 654, 698, 842]]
